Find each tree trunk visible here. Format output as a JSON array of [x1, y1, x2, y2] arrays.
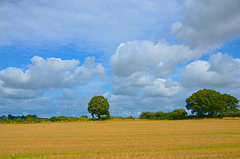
[[98, 114, 101, 120]]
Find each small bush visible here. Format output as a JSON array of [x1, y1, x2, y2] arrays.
[[170, 109, 188, 120], [214, 112, 240, 118], [139, 112, 171, 120], [50, 116, 59, 122], [16, 118, 23, 122], [78, 116, 89, 121]]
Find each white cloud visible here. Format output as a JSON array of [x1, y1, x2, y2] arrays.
[[112, 72, 154, 96], [0, 57, 79, 89], [75, 57, 105, 80], [0, 86, 44, 99], [111, 40, 201, 77], [0, 56, 105, 98], [144, 78, 181, 97], [181, 53, 240, 88], [0, 0, 181, 52], [208, 53, 240, 74], [112, 71, 181, 97], [172, 0, 240, 49], [110, 40, 199, 97]]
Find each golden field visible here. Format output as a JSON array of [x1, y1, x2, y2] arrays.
[[0, 119, 240, 159]]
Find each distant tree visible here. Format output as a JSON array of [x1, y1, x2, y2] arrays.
[[27, 114, 33, 119], [67, 117, 78, 121], [127, 116, 134, 119], [50, 116, 59, 122], [170, 109, 187, 119], [2, 115, 9, 122], [79, 116, 89, 121], [58, 116, 68, 121], [21, 115, 27, 119], [139, 112, 152, 119], [8, 114, 14, 120], [16, 118, 23, 122], [139, 112, 171, 120], [186, 89, 239, 116], [88, 96, 110, 120], [81, 115, 88, 118]]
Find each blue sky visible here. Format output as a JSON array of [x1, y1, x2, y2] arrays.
[[0, 0, 240, 117]]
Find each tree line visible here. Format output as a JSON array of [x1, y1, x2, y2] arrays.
[[0, 114, 134, 123], [0, 114, 90, 123], [140, 89, 240, 120], [139, 109, 187, 120], [1, 89, 240, 123]]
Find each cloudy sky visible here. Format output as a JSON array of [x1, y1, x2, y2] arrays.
[[0, 0, 240, 117]]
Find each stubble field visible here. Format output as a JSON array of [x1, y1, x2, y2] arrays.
[[0, 119, 240, 159]]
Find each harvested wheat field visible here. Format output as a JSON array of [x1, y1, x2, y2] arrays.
[[0, 119, 240, 159]]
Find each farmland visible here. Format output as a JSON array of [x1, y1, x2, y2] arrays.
[[0, 119, 240, 158]]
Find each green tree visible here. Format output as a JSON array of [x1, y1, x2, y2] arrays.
[[2, 115, 9, 122], [8, 114, 14, 120], [27, 114, 33, 119], [26, 114, 34, 122], [16, 118, 23, 123], [170, 109, 187, 119], [139, 112, 152, 119], [186, 89, 239, 116], [50, 116, 59, 122], [88, 96, 110, 120], [222, 94, 240, 112]]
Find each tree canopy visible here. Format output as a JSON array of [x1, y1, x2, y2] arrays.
[[186, 89, 239, 116], [88, 95, 110, 120]]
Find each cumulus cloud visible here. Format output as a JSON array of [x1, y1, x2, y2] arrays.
[[144, 78, 181, 97], [208, 53, 240, 74], [110, 40, 199, 97], [112, 72, 154, 96], [181, 53, 240, 88], [172, 0, 240, 49], [0, 56, 105, 98], [111, 40, 201, 77], [112, 71, 181, 97], [0, 86, 44, 99]]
